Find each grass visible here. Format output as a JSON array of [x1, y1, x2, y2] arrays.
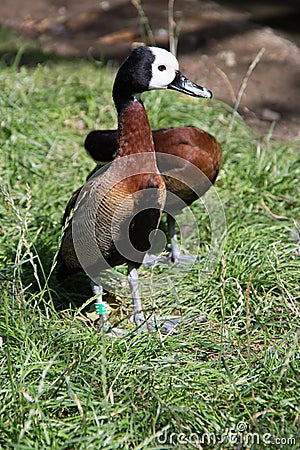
[[0, 34, 300, 449]]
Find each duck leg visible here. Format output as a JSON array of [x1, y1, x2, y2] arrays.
[[91, 281, 125, 336], [127, 265, 184, 334], [91, 267, 188, 335], [143, 215, 196, 267], [167, 214, 199, 265], [167, 215, 180, 263], [91, 282, 107, 330], [127, 264, 149, 328]]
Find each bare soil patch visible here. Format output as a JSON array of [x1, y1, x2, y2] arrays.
[[1, 0, 299, 140]]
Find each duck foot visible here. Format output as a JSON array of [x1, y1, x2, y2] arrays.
[[103, 324, 128, 337], [169, 253, 200, 267], [137, 314, 207, 334], [142, 252, 171, 267], [130, 315, 181, 334], [143, 252, 200, 267], [154, 315, 182, 334], [101, 314, 207, 337]]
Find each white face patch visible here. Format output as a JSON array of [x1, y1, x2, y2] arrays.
[[148, 47, 179, 90]]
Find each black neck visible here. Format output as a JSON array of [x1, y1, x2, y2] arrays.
[[113, 88, 143, 117], [115, 96, 135, 117]]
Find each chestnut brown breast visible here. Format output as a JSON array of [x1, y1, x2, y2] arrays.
[[85, 125, 221, 211]]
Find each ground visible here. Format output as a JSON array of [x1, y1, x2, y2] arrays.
[[1, 0, 300, 140]]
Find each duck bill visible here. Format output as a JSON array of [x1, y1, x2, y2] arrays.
[[167, 70, 213, 99]]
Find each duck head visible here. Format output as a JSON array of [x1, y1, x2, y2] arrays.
[[113, 46, 212, 112]]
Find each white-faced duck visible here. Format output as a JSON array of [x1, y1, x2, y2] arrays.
[[57, 46, 212, 334]]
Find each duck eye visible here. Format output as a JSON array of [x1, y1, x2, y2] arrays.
[[158, 65, 167, 72]]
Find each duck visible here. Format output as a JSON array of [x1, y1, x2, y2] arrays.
[[84, 127, 221, 264], [57, 46, 212, 333]]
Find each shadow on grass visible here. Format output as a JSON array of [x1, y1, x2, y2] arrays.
[[0, 45, 80, 69], [0, 25, 81, 68], [1, 238, 92, 314]]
